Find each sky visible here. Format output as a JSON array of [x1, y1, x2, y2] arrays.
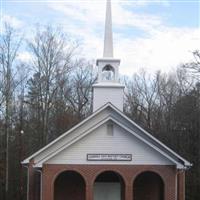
[[1, 0, 200, 76]]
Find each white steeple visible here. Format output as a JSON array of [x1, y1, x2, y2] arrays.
[[103, 0, 113, 58], [93, 0, 124, 112]]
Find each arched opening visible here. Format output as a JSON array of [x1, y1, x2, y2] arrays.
[[133, 171, 164, 200], [54, 170, 86, 200], [94, 171, 125, 200], [102, 65, 115, 81]]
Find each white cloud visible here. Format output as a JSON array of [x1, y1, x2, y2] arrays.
[[48, 1, 199, 75], [1, 15, 24, 29], [49, 1, 162, 31], [133, 0, 170, 7], [17, 51, 32, 63], [116, 27, 200, 75], [112, 2, 162, 31], [9, 0, 198, 76]]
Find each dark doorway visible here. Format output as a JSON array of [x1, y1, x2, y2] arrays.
[[94, 171, 125, 200], [54, 171, 85, 200], [133, 171, 164, 200]]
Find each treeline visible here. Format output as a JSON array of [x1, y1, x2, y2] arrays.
[[0, 24, 96, 200], [0, 24, 199, 200], [124, 66, 200, 200]]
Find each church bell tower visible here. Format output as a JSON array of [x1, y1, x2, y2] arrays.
[[93, 0, 124, 112]]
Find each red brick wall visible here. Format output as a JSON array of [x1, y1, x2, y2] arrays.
[[39, 164, 179, 200], [177, 170, 185, 200], [28, 161, 41, 200]]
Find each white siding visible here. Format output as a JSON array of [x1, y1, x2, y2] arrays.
[[46, 123, 173, 165], [93, 86, 124, 112], [33, 109, 110, 164]]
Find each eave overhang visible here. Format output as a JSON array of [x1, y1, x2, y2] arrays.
[[22, 102, 192, 170]]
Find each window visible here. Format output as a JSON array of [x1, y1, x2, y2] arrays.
[[102, 65, 115, 81], [107, 123, 113, 136]]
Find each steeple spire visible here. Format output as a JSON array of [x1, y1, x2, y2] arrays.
[[103, 0, 113, 58], [93, 0, 124, 112]]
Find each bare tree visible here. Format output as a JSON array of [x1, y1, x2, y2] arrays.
[[27, 25, 77, 146], [183, 50, 200, 75], [124, 70, 159, 130], [176, 67, 194, 95], [65, 59, 96, 120], [156, 72, 179, 132], [0, 23, 22, 200]]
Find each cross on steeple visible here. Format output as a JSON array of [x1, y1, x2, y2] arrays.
[[103, 0, 113, 58]]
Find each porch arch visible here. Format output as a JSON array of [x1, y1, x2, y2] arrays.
[[54, 170, 86, 200], [133, 171, 164, 200], [93, 170, 125, 200]]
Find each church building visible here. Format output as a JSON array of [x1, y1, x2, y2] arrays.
[[22, 1, 191, 200]]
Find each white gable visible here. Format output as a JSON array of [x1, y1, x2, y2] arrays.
[[46, 122, 173, 165], [22, 103, 191, 169]]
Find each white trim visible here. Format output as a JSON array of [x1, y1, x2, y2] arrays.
[[93, 83, 124, 88], [23, 102, 192, 168], [22, 103, 110, 164], [34, 116, 111, 167], [96, 58, 120, 65], [35, 116, 183, 168], [109, 104, 192, 167], [111, 118, 183, 168]]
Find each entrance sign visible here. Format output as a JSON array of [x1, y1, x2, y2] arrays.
[[87, 154, 132, 161]]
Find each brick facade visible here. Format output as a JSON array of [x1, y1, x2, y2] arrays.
[[177, 170, 185, 200], [28, 163, 185, 200]]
